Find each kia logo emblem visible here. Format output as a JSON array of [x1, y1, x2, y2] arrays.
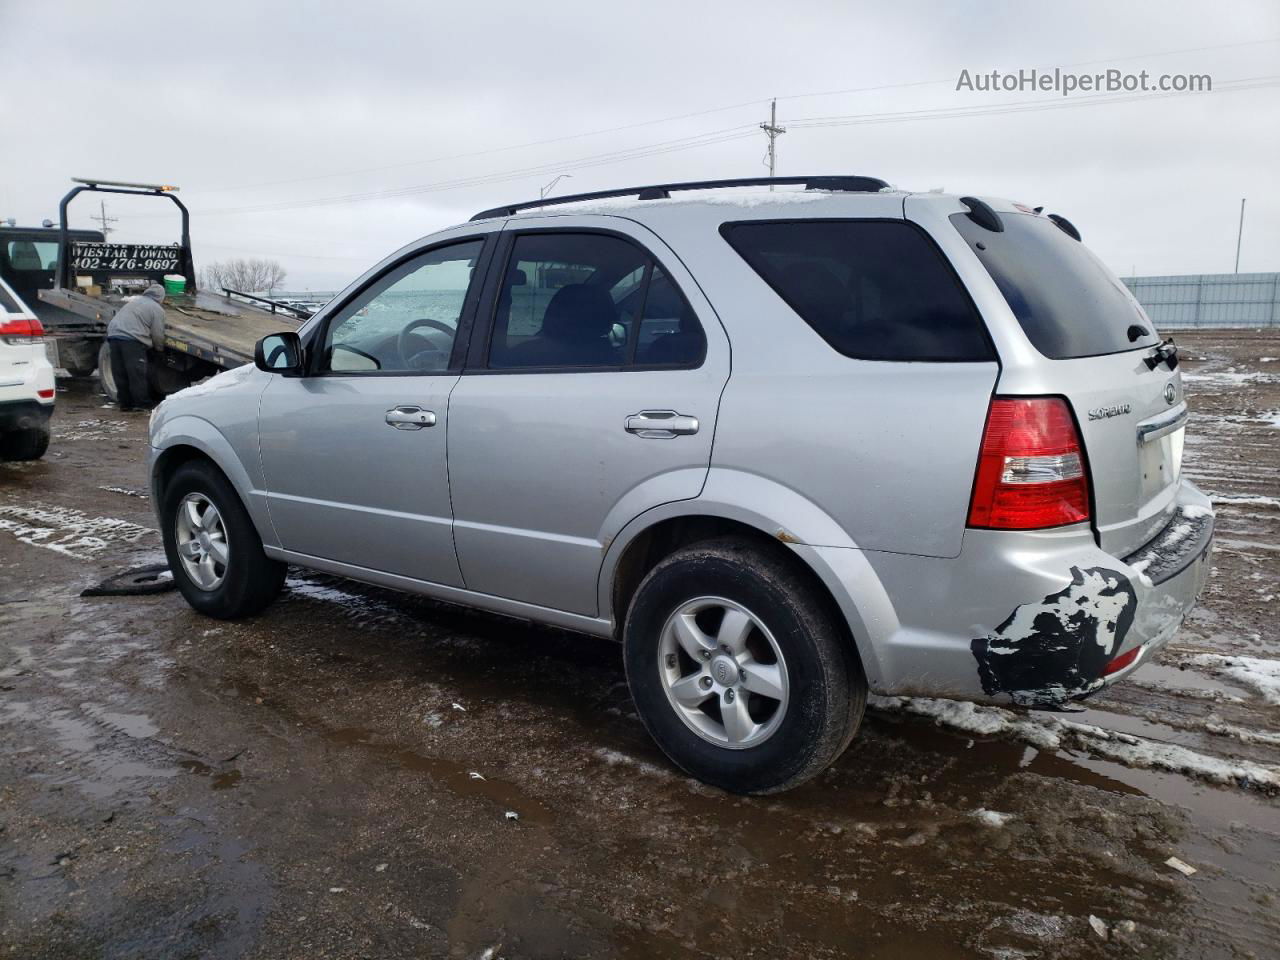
[[1164, 382, 1177, 405]]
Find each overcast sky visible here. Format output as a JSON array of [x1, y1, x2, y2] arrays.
[[2, 0, 1276, 290]]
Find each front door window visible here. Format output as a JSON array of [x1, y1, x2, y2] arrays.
[[322, 240, 483, 373]]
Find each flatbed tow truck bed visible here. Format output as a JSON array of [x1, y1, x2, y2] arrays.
[[21, 178, 312, 398], [40, 287, 299, 370]]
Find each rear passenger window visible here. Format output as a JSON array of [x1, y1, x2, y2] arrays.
[[635, 266, 705, 366], [489, 233, 705, 369], [721, 220, 994, 362]]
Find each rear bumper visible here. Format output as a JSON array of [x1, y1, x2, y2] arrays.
[[815, 480, 1214, 706], [0, 398, 54, 433]]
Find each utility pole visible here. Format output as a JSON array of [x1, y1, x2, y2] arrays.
[[760, 99, 786, 188], [90, 200, 117, 240], [1234, 198, 1246, 274]]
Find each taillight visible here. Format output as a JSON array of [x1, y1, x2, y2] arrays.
[[967, 396, 1091, 530], [0, 315, 45, 343], [1103, 645, 1142, 676]]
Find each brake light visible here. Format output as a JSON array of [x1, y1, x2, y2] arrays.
[[1103, 646, 1142, 676], [0, 315, 45, 342], [967, 396, 1090, 529]]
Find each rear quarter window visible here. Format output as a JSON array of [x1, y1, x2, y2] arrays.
[[950, 212, 1158, 359], [720, 219, 995, 362]]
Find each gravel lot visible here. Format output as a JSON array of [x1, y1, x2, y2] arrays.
[[1, 330, 1277, 959]]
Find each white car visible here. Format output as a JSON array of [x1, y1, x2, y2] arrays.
[[0, 276, 54, 460]]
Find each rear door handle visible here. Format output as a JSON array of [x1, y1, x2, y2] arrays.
[[625, 410, 699, 439], [385, 405, 437, 430]]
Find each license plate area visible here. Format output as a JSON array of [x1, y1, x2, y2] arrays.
[[1139, 424, 1184, 499]]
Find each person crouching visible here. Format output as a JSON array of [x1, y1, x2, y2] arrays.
[[105, 283, 166, 411]]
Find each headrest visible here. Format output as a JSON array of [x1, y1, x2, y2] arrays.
[[541, 284, 617, 341]]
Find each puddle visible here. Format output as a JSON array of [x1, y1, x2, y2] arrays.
[[322, 726, 553, 826], [178, 759, 244, 791], [1129, 661, 1252, 701]]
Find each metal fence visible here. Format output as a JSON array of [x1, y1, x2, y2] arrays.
[[1121, 272, 1280, 328]]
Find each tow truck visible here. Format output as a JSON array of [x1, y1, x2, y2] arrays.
[[0, 178, 307, 402]]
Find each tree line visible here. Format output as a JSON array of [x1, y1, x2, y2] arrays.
[[198, 258, 287, 295]]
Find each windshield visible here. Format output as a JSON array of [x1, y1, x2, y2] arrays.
[[951, 212, 1158, 359]]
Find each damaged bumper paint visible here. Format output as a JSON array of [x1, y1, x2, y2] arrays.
[[821, 480, 1215, 706]]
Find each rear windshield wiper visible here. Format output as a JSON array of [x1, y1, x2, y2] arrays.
[[1143, 338, 1178, 371]]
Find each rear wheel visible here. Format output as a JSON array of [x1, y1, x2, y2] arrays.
[[623, 537, 866, 794], [0, 424, 50, 461], [160, 460, 285, 619], [97, 341, 118, 403], [58, 338, 99, 378]]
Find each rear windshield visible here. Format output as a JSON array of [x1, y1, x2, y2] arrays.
[[721, 220, 994, 362], [950, 212, 1158, 359]]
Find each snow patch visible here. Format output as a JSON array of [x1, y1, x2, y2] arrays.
[[1186, 654, 1280, 706], [972, 808, 1014, 827], [163, 362, 254, 402], [1182, 371, 1277, 385], [869, 695, 1061, 751], [593, 747, 674, 779], [562, 188, 861, 216], [99, 485, 149, 500], [56, 418, 129, 442], [0, 502, 155, 559], [1210, 493, 1280, 510], [1201, 719, 1280, 747], [870, 695, 1280, 790]]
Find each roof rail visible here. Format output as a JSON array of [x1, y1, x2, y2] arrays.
[[470, 175, 890, 221]]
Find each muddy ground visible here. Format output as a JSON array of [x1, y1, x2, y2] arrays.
[[1, 330, 1277, 960]]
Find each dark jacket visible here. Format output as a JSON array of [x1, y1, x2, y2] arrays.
[[106, 284, 166, 350]]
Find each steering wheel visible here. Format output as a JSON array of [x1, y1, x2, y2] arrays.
[[398, 318, 455, 370]]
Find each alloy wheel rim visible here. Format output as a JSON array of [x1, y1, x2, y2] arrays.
[[174, 493, 229, 591], [657, 596, 789, 749]]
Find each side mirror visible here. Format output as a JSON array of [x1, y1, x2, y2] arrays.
[[254, 332, 304, 375]]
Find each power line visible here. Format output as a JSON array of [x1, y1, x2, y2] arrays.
[[181, 73, 1277, 221], [192, 35, 1280, 198], [788, 75, 1280, 129], [773, 34, 1280, 104], [158, 125, 760, 218]]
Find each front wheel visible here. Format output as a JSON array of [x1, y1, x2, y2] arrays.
[[623, 538, 866, 794], [160, 460, 285, 619]]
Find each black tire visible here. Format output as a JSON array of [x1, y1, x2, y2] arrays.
[[59, 338, 99, 378], [0, 425, 50, 461], [81, 563, 176, 597], [160, 460, 285, 619], [623, 537, 867, 794], [97, 341, 118, 403]]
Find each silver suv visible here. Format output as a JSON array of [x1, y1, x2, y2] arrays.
[[149, 176, 1213, 793]]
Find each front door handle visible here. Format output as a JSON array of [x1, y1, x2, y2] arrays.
[[625, 410, 699, 439], [385, 405, 437, 430]]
